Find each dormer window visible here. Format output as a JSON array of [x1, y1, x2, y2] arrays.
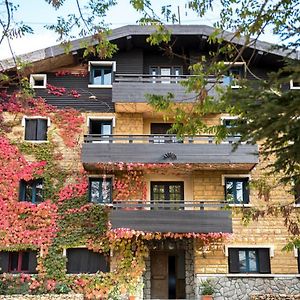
[[29, 74, 47, 88], [88, 61, 116, 88], [290, 79, 300, 90], [223, 62, 246, 88]]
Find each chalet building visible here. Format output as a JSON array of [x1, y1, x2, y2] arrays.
[[0, 25, 300, 299]]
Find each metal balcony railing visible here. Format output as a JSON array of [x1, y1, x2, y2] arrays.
[[114, 74, 221, 84], [84, 134, 242, 144], [112, 199, 227, 210]]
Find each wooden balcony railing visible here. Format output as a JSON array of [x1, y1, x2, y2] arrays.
[[84, 134, 243, 144], [112, 199, 227, 210]]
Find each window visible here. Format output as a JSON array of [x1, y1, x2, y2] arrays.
[[88, 61, 116, 87], [24, 118, 48, 141], [151, 182, 184, 210], [150, 123, 182, 143], [19, 179, 43, 204], [89, 119, 112, 140], [149, 66, 182, 83], [0, 250, 37, 273], [223, 62, 245, 88], [225, 178, 249, 204], [30, 74, 47, 88], [222, 118, 238, 129], [89, 177, 112, 204], [66, 248, 109, 274], [290, 80, 300, 90], [228, 248, 271, 274]]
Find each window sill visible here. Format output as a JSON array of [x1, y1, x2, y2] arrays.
[[32, 86, 46, 89], [24, 140, 48, 143], [293, 203, 300, 208], [227, 274, 300, 278], [228, 203, 252, 208], [88, 84, 112, 89]]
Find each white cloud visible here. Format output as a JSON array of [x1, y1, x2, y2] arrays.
[[0, 32, 58, 60]]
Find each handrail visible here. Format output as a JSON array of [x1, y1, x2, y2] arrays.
[[112, 199, 227, 210], [114, 73, 222, 84], [84, 134, 242, 144]]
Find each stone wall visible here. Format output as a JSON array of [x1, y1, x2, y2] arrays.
[[0, 294, 83, 300], [196, 276, 300, 300], [250, 295, 300, 300]]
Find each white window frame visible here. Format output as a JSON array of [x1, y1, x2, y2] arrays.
[[222, 174, 251, 207], [225, 245, 275, 257], [22, 116, 51, 143], [294, 247, 299, 257], [223, 62, 246, 89], [290, 79, 300, 90], [88, 61, 116, 88], [29, 74, 47, 89]]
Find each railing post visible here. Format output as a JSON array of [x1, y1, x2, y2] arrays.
[[129, 135, 133, 143]]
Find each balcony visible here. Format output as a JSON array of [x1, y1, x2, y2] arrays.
[[109, 199, 232, 233], [82, 134, 258, 170], [112, 74, 219, 103]]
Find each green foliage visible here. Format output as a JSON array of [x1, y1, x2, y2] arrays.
[[146, 24, 171, 46], [18, 139, 66, 200], [200, 279, 215, 295]]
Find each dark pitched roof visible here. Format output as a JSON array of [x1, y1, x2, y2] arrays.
[[1, 25, 298, 70]]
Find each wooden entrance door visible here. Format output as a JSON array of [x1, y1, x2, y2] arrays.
[[150, 251, 186, 299]]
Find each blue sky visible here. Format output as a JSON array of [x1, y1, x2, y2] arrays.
[[0, 0, 279, 59]]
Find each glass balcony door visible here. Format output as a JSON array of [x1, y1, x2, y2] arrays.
[[151, 182, 184, 210]]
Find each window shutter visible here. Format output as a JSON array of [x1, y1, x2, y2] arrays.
[[25, 119, 37, 140], [0, 252, 9, 273], [79, 249, 89, 273], [87, 251, 109, 273], [19, 180, 25, 201], [228, 248, 240, 273], [258, 248, 271, 273], [297, 249, 300, 274], [28, 251, 37, 273], [67, 249, 81, 274], [244, 180, 250, 204], [37, 119, 47, 141]]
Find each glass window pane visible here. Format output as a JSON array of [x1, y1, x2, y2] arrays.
[[236, 181, 244, 203], [35, 181, 43, 203], [90, 181, 100, 203], [248, 250, 258, 272], [238, 250, 247, 272], [93, 69, 102, 85], [102, 124, 112, 135], [101, 179, 111, 204], [226, 181, 234, 202], [103, 69, 112, 85], [25, 184, 33, 202]]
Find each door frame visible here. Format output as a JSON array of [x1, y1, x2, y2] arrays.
[[150, 249, 186, 299]]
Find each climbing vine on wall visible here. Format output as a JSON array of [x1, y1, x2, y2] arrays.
[[0, 91, 231, 299]]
